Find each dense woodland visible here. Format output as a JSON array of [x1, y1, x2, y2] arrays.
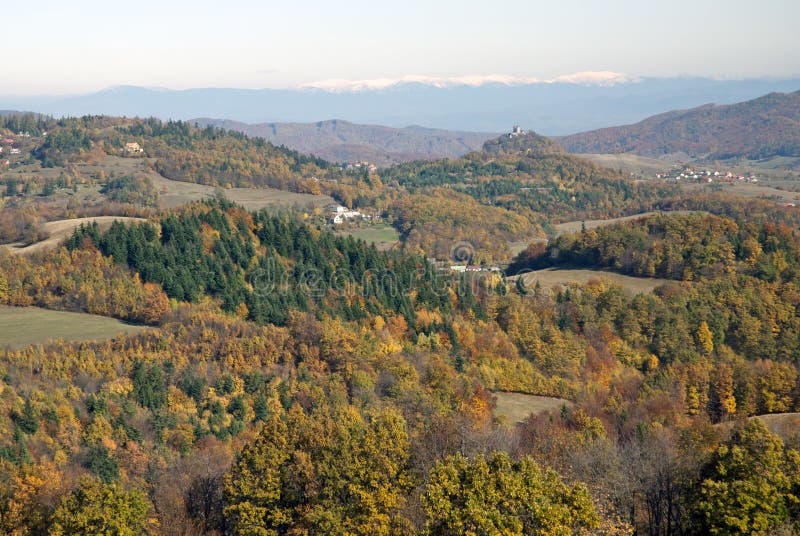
[[3, 114, 800, 534]]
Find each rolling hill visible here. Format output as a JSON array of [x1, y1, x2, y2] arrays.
[[191, 118, 495, 165], [558, 90, 800, 159]]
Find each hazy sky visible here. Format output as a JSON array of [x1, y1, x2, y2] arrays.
[[6, 0, 800, 94]]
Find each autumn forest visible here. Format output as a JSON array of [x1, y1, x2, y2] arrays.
[[2, 112, 800, 535]]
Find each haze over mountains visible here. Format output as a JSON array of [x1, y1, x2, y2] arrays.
[[3, 75, 800, 134], [558, 90, 800, 160]]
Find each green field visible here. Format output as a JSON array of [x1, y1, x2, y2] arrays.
[[337, 226, 400, 246], [517, 268, 668, 295], [492, 391, 572, 425], [0, 306, 148, 350]]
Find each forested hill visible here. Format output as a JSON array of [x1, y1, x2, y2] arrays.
[[480, 130, 566, 157], [507, 211, 775, 280], [192, 118, 495, 165], [66, 201, 471, 326], [379, 130, 679, 260], [1, 114, 333, 193], [558, 90, 800, 159]]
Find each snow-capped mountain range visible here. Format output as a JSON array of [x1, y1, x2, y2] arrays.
[[298, 71, 637, 92]]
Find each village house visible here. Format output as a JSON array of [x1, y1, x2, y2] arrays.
[[124, 142, 144, 154], [328, 204, 364, 224]]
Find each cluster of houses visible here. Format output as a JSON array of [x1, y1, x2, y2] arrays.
[[656, 167, 758, 183], [328, 204, 367, 224], [449, 265, 501, 273], [341, 161, 378, 174], [0, 138, 21, 157]]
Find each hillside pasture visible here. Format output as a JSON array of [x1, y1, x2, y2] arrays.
[[553, 210, 699, 236], [150, 174, 334, 211], [716, 413, 800, 443], [576, 152, 685, 176], [1, 153, 335, 212], [517, 268, 668, 295], [752, 413, 800, 441], [492, 391, 572, 425], [0, 306, 148, 350], [336, 225, 400, 250], [3, 216, 145, 255], [708, 181, 800, 204]]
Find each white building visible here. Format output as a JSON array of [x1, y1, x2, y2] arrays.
[[509, 125, 525, 137], [329, 205, 363, 224]]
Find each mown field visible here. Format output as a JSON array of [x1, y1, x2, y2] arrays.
[[0, 306, 148, 349], [492, 391, 572, 425], [516, 268, 668, 295], [336, 225, 400, 249]]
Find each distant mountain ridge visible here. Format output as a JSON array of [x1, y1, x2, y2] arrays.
[[3, 77, 800, 134], [297, 71, 637, 92], [558, 90, 800, 159], [191, 118, 496, 165]]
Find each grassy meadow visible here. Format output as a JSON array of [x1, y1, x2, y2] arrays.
[[516, 268, 668, 295], [0, 306, 148, 349]]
